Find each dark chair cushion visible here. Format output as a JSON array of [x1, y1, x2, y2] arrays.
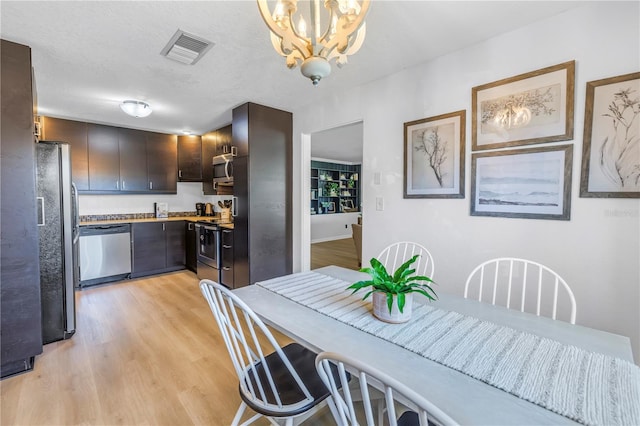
[[397, 410, 438, 426], [398, 411, 420, 426], [239, 343, 348, 417]]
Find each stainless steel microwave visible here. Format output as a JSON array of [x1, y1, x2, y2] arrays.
[[212, 149, 235, 188]]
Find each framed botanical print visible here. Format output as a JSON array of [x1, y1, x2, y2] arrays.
[[580, 71, 640, 198], [470, 144, 573, 220], [472, 61, 575, 151], [404, 110, 465, 198]]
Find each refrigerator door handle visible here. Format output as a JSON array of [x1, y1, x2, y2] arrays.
[[232, 196, 238, 217], [71, 182, 80, 244]]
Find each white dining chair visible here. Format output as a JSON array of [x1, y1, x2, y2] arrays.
[[377, 242, 435, 278], [200, 279, 339, 426], [463, 257, 576, 324], [316, 351, 458, 426]]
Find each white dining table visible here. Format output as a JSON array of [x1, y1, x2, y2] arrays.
[[233, 266, 636, 425]]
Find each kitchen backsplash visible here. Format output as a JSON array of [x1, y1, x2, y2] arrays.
[[78, 182, 232, 216], [79, 211, 197, 222]]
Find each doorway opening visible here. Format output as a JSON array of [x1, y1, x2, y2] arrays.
[[308, 121, 363, 271]]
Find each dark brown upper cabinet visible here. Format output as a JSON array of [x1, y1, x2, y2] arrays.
[[43, 117, 178, 194], [118, 128, 147, 192], [147, 132, 177, 192], [41, 117, 89, 190], [177, 135, 202, 182], [215, 124, 233, 156], [201, 130, 217, 195], [87, 123, 120, 191]]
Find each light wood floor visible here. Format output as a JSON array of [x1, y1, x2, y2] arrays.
[[0, 271, 335, 425], [310, 238, 360, 271]]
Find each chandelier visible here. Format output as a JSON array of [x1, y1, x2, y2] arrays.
[[257, 0, 370, 86]]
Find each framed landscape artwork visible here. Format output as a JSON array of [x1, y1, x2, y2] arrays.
[[404, 110, 465, 198], [470, 144, 573, 220], [580, 71, 640, 198], [472, 61, 575, 151]]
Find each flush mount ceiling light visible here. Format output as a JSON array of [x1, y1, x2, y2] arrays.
[[120, 100, 152, 118], [257, 0, 370, 86]]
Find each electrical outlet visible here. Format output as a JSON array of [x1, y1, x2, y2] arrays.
[[376, 196, 384, 211]]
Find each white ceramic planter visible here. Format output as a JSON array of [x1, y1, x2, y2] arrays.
[[372, 292, 413, 323]]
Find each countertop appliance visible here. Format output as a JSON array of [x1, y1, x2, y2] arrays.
[[36, 141, 79, 344], [196, 202, 205, 216], [196, 222, 220, 283], [79, 224, 131, 287], [204, 202, 214, 216]]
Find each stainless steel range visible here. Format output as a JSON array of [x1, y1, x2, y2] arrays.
[[195, 221, 221, 283]]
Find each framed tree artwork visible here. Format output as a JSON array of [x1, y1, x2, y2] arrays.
[[472, 61, 575, 151], [404, 110, 465, 198], [470, 144, 573, 220], [580, 71, 640, 198]]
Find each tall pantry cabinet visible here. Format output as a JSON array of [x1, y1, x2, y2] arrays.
[[232, 103, 292, 288], [0, 39, 43, 378]]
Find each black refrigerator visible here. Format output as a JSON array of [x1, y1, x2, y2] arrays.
[[36, 141, 78, 344]]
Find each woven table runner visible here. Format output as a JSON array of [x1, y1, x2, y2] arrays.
[[256, 271, 640, 426]]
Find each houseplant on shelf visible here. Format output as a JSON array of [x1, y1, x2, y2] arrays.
[[325, 181, 339, 197], [347, 255, 437, 323]]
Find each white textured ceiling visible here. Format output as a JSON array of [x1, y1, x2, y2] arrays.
[[1, 1, 582, 139]]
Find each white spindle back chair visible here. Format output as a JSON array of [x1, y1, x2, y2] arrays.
[[200, 279, 331, 426], [377, 242, 435, 278], [463, 258, 576, 324], [316, 352, 458, 426]]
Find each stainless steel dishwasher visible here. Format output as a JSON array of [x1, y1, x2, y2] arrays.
[[79, 224, 132, 287]]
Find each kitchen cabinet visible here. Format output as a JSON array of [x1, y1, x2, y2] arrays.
[[220, 228, 234, 287], [87, 123, 120, 191], [42, 117, 178, 194], [201, 130, 217, 195], [131, 221, 185, 278], [41, 116, 89, 190], [185, 222, 197, 273], [147, 132, 177, 192], [1, 39, 42, 378], [118, 128, 147, 192], [232, 103, 292, 288], [215, 124, 233, 156], [177, 135, 202, 182], [165, 221, 185, 269]]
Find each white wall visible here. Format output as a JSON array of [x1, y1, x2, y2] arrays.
[[79, 182, 231, 216], [311, 212, 361, 243], [291, 2, 640, 363]]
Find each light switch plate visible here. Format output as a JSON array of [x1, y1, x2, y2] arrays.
[[376, 196, 384, 211]]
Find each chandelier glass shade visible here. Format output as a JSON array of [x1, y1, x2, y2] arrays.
[[120, 100, 153, 118], [257, 0, 370, 86]]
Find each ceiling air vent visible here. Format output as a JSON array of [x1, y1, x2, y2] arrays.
[[160, 29, 214, 65]]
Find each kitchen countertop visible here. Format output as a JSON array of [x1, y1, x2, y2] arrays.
[[80, 216, 234, 229]]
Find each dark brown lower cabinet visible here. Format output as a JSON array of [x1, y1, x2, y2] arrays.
[[220, 228, 234, 288], [131, 221, 185, 278], [185, 222, 197, 273]]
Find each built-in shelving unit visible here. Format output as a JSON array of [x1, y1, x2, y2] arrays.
[[311, 160, 360, 215]]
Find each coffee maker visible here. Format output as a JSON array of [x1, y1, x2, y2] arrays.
[[195, 202, 205, 216]]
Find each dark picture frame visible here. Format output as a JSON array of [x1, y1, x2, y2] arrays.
[[404, 110, 466, 198], [579, 71, 640, 198], [470, 144, 573, 220], [472, 61, 575, 151]]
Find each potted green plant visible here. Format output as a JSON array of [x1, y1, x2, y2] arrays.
[[347, 255, 437, 323], [325, 181, 339, 196]]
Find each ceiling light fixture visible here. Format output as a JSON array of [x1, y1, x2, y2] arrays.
[[120, 100, 152, 118], [257, 0, 370, 86]]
